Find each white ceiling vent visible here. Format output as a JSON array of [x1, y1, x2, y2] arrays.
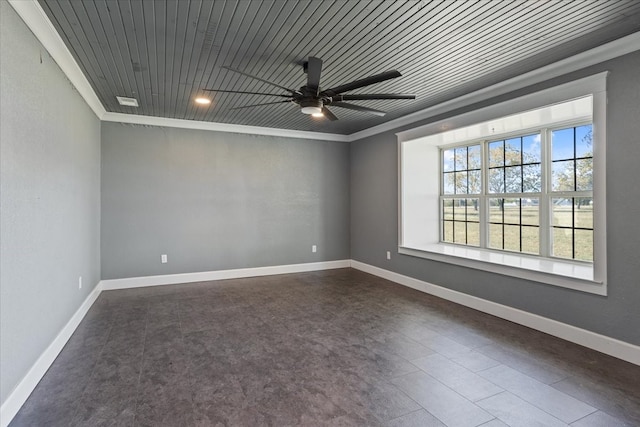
[[116, 96, 139, 107]]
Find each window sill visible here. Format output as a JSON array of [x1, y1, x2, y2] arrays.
[[398, 244, 606, 295]]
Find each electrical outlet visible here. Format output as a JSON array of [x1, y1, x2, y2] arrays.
[[161, 254, 168, 264], [386, 251, 391, 260], [312, 245, 317, 253], [78, 276, 83, 289]]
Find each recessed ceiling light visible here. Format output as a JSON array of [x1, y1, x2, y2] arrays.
[[116, 96, 138, 107], [195, 97, 211, 105]]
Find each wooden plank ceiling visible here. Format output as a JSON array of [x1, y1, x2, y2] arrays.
[[38, 0, 640, 135]]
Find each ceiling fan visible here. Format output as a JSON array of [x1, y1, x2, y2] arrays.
[[203, 57, 415, 121]]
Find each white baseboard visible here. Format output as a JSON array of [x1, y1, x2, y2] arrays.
[[350, 260, 640, 366], [0, 282, 103, 427], [100, 260, 351, 290]]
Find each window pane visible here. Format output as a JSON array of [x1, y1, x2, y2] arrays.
[[505, 138, 522, 166], [552, 199, 573, 227], [522, 226, 539, 254], [466, 199, 479, 222], [489, 199, 503, 222], [468, 170, 481, 194], [503, 200, 520, 225], [522, 164, 541, 192], [552, 227, 573, 259], [468, 145, 481, 168], [467, 222, 480, 246], [489, 168, 504, 193], [574, 201, 593, 229], [443, 149, 455, 172], [453, 200, 467, 220], [455, 147, 467, 170], [552, 160, 575, 191], [505, 166, 522, 193], [504, 225, 520, 252], [455, 171, 468, 194], [523, 134, 541, 163], [454, 221, 467, 244], [552, 128, 574, 161], [443, 200, 454, 220], [443, 220, 453, 242], [489, 141, 504, 167], [443, 172, 455, 194], [576, 158, 593, 191], [521, 200, 539, 225], [575, 229, 593, 261], [489, 224, 503, 249], [575, 125, 593, 158]]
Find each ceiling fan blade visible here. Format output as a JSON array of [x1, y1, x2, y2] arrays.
[[306, 57, 323, 95], [321, 106, 338, 121], [321, 70, 402, 96], [331, 101, 386, 116], [222, 66, 299, 95], [336, 94, 416, 100], [229, 100, 293, 110], [202, 89, 290, 97]]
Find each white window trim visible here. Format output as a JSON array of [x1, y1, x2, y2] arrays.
[[397, 72, 607, 295]]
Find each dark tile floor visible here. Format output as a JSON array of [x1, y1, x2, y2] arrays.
[[10, 268, 640, 426]]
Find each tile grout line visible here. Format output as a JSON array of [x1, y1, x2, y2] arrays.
[[476, 414, 504, 427], [392, 368, 496, 422], [473, 343, 572, 385], [404, 355, 508, 404], [567, 409, 604, 427], [475, 366, 597, 425], [383, 406, 456, 426], [447, 351, 501, 374], [383, 381, 451, 427], [475, 390, 575, 427], [364, 328, 436, 366], [545, 377, 617, 422]]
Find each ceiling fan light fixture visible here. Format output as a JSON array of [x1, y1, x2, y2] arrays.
[[299, 99, 322, 115], [311, 112, 324, 117], [301, 106, 322, 115], [195, 97, 211, 105]]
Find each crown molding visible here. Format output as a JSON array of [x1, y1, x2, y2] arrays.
[[9, 0, 639, 143], [8, 0, 106, 120], [101, 112, 350, 142]]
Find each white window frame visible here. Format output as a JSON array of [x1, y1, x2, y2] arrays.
[[397, 73, 607, 295]]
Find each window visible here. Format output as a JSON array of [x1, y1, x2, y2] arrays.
[[440, 124, 593, 262], [398, 73, 607, 295], [550, 125, 594, 261], [442, 144, 481, 246]]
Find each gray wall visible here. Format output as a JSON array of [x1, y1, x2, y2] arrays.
[[0, 1, 101, 404], [101, 123, 350, 279], [351, 50, 640, 346]]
